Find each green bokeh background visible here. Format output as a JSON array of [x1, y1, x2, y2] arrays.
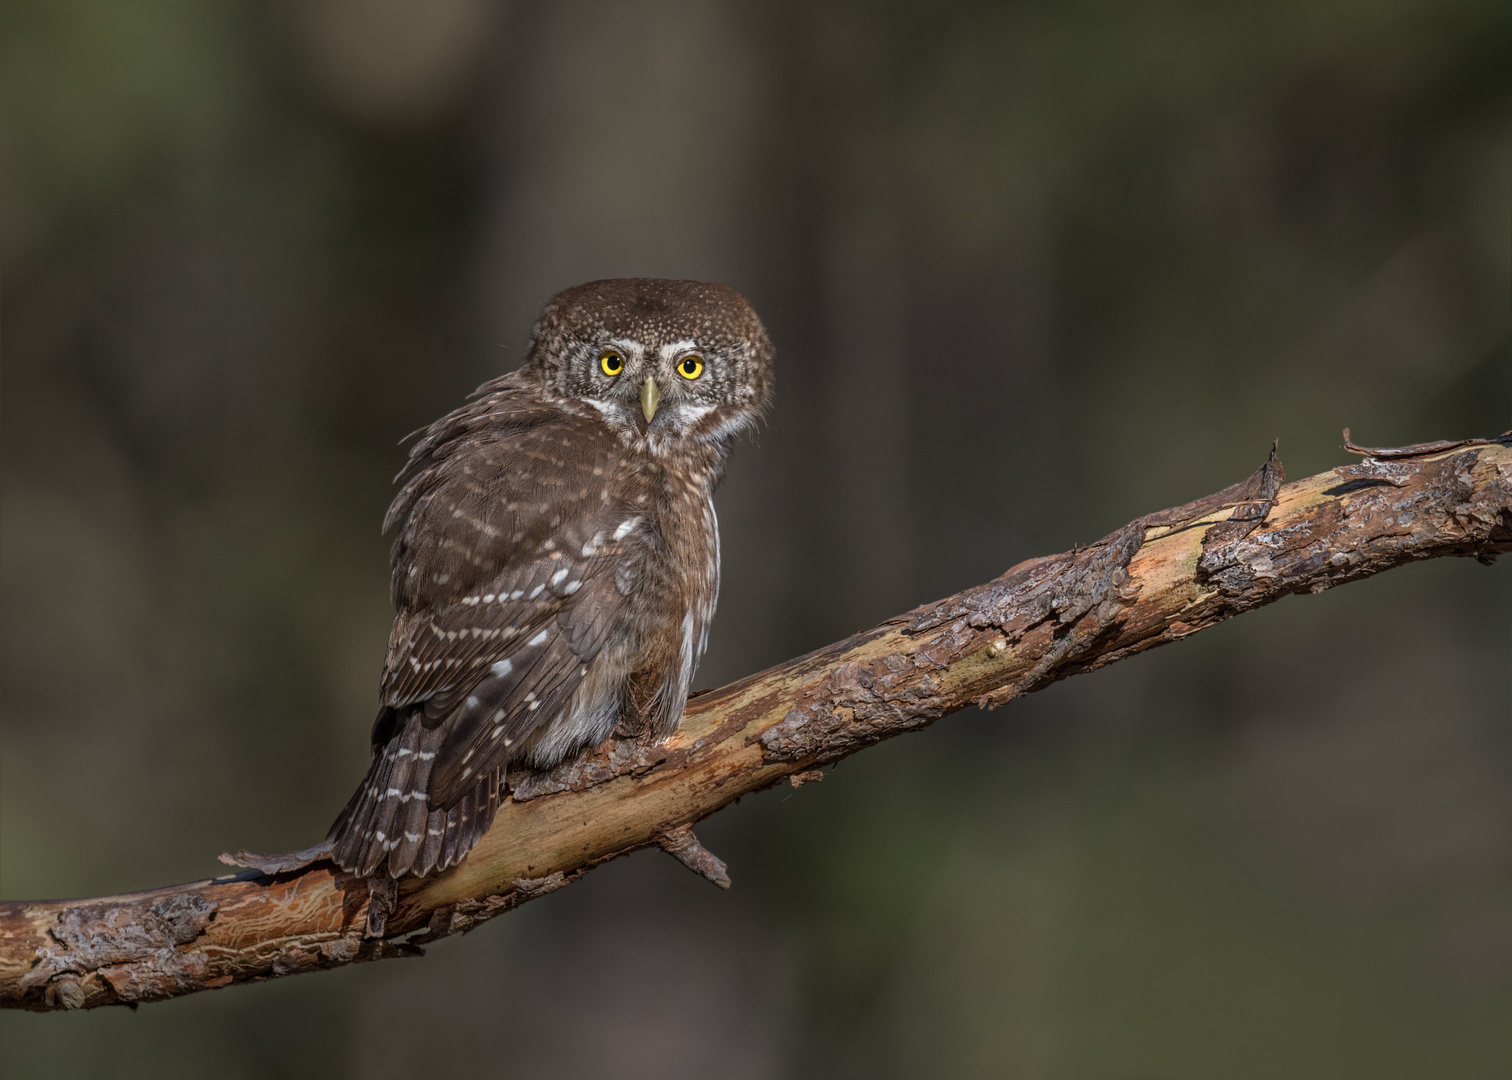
[[3, 1, 1508, 1076]]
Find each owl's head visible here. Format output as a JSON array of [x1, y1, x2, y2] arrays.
[[526, 278, 774, 450]]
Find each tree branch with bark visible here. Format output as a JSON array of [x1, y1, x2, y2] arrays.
[[3, 433, 1508, 1012]]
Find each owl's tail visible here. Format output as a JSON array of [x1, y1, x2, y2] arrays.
[[327, 709, 502, 880]]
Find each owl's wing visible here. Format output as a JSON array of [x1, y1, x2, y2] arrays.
[[381, 521, 641, 810], [331, 388, 652, 877], [380, 389, 647, 796], [333, 538, 639, 879]]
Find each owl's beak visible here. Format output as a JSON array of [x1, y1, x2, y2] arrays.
[[640, 376, 660, 423]]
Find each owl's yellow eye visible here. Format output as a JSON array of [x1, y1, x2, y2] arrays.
[[599, 351, 624, 376], [677, 355, 704, 380]]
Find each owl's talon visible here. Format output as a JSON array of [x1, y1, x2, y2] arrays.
[[363, 871, 399, 938], [613, 714, 650, 739]]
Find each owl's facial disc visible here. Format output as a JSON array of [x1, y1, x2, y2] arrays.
[[567, 337, 719, 439], [528, 279, 773, 450]]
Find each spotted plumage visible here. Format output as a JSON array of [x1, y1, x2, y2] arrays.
[[327, 279, 773, 880]]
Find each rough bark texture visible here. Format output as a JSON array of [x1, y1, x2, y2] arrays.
[[3, 435, 1508, 1012]]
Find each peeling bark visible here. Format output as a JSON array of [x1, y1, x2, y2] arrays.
[[3, 434, 1507, 1011]]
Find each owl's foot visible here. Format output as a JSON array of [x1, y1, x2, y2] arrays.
[[613, 714, 649, 739], [364, 870, 399, 938]]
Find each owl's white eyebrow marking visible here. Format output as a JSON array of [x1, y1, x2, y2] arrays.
[[604, 337, 643, 359], [658, 339, 699, 361]]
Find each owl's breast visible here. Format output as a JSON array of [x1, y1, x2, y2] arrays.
[[613, 454, 721, 689]]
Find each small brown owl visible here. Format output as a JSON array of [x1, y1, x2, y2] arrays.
[[327, 279, 773, 883]]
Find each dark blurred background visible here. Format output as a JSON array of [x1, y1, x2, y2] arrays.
[[3, 1, 1509, 1076]]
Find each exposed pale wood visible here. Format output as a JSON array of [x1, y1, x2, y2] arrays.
[[3, 435, 1507, 1011]]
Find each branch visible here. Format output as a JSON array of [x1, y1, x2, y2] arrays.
[[4, 434, 1508, 1011]]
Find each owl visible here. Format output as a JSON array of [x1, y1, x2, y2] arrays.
[[326, 279, 773, 882]]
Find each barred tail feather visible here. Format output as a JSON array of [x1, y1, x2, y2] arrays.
[[328, 711, 503, 879]]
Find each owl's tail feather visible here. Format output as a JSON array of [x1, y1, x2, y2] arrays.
[[328, 711, 503, 881]]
